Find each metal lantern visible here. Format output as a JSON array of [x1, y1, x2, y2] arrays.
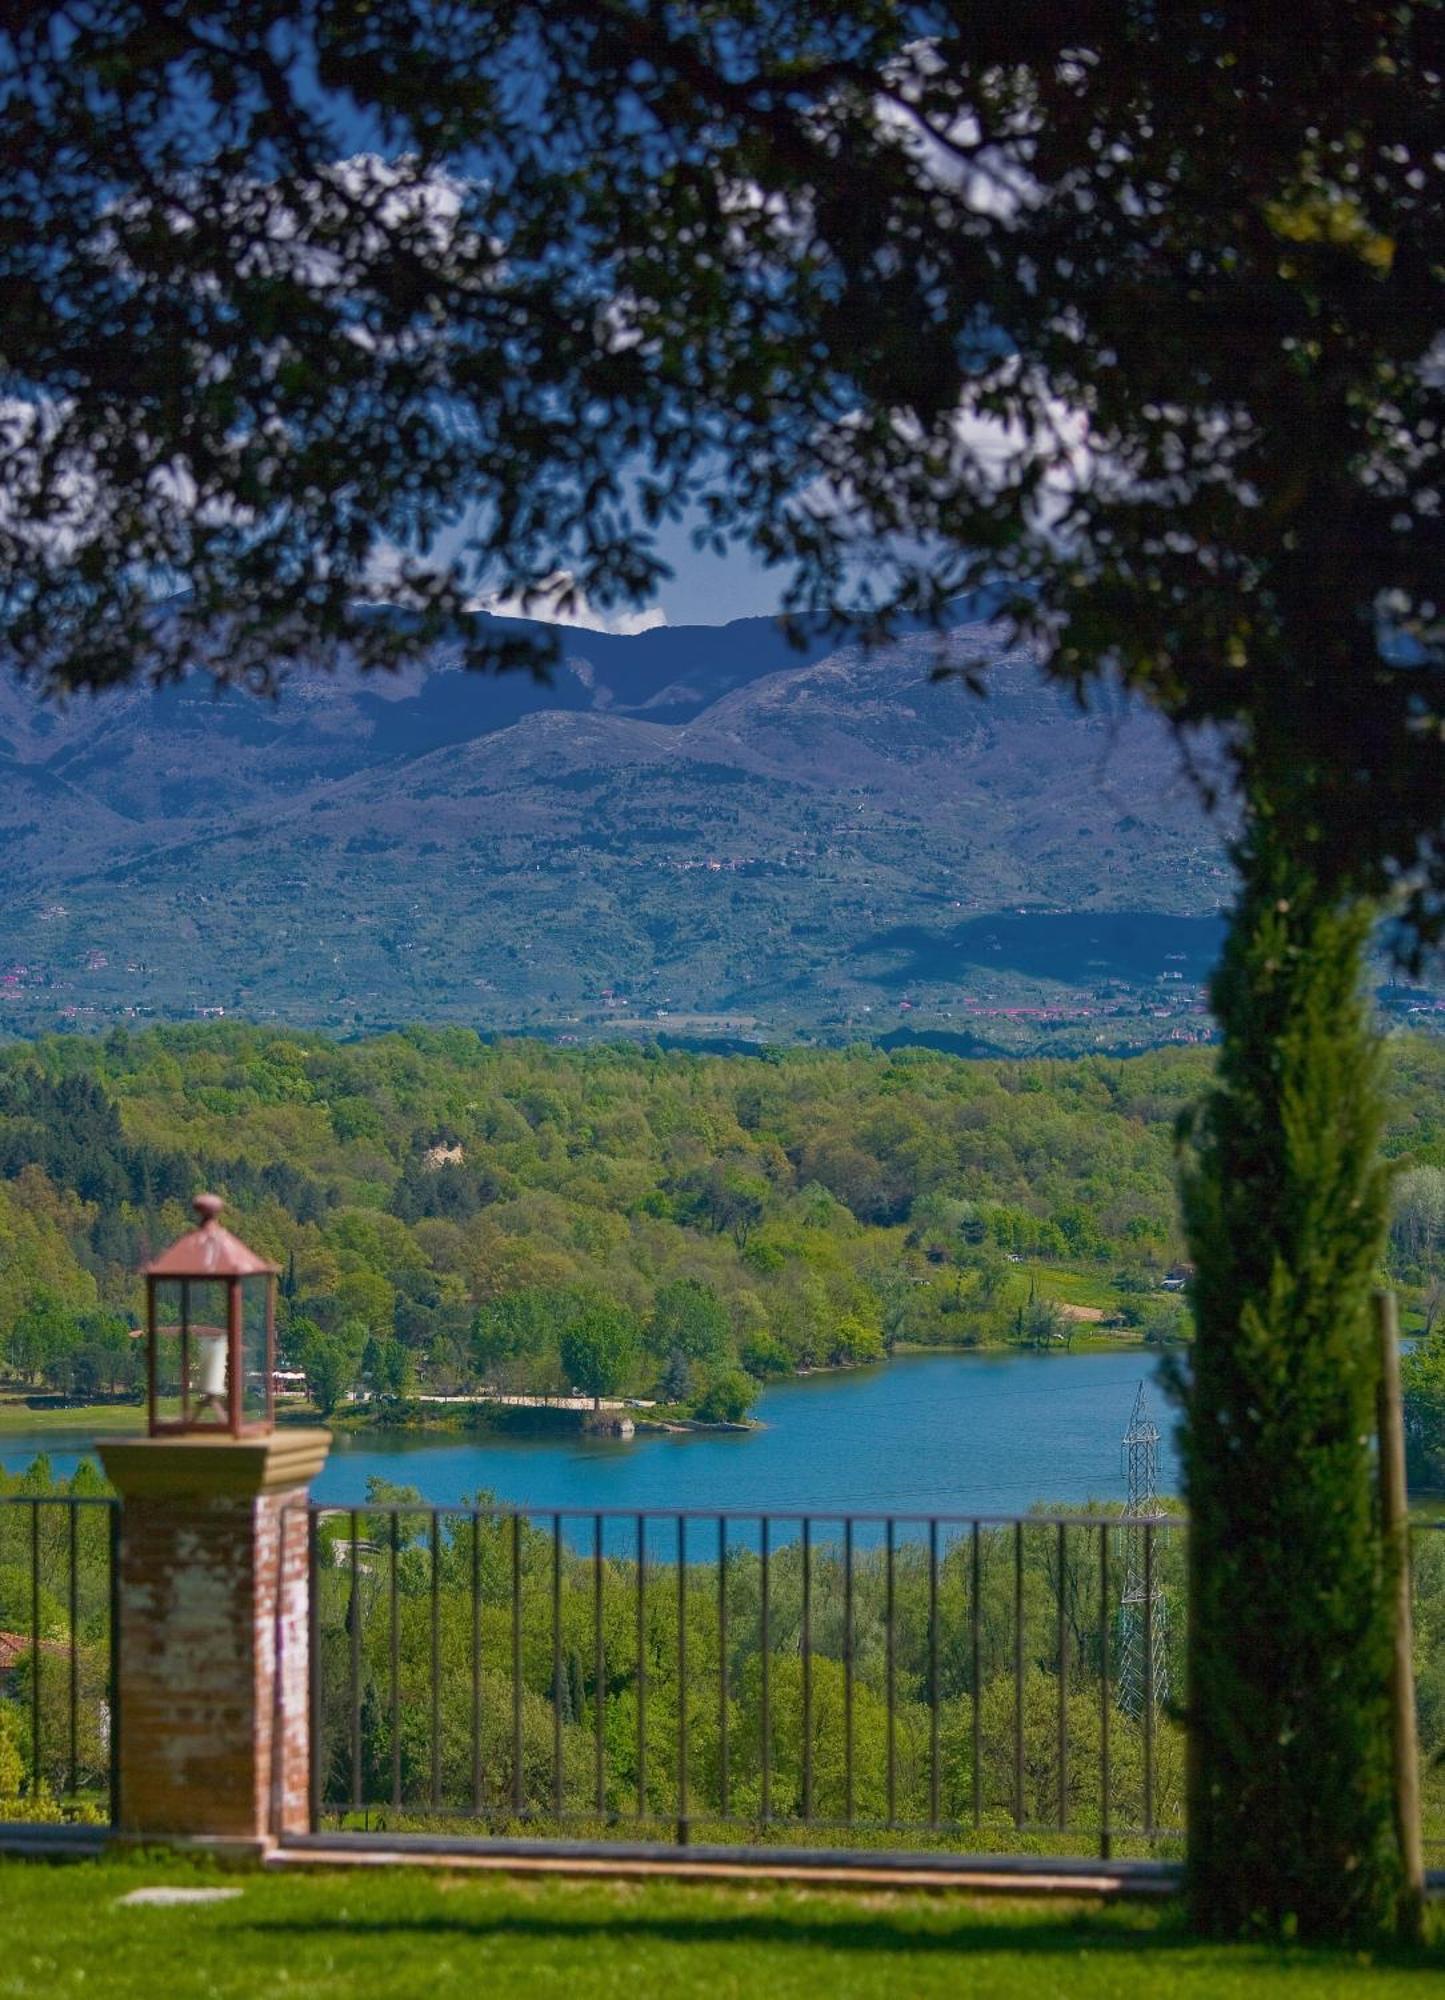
[[142, 1193, 278, 1436]]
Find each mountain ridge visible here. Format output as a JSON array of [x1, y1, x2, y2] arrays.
[[0, 611, 1235, 1050]]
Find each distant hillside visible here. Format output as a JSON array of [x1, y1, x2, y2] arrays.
[[0, 610, 1238, 1049]]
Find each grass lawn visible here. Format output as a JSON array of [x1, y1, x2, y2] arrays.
[[1030, 1265, 1127, 1312], [1, 1856, 1442, 2000], [0, 1398, 144, 1436]]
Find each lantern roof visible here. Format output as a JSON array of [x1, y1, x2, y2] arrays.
[[143, 1194, 279, 1279]]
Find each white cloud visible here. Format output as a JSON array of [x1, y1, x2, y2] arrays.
[[469, 570, 667, 636]]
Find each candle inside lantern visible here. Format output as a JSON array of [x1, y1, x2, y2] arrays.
[[193, 1325, 229, 1413]]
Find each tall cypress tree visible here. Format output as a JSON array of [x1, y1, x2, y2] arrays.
[[1180, 819, 1396, 1940]]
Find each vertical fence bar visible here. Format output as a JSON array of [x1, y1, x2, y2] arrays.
[[68, 1501, 79, 1799], [307, 1509, 320, 1831], [593, 1513, 605, 1818], [760, 1514, 771, 1824], [552, 1514, 564, 1820], [30, 1501, 40, 1799], [1057, 1519, 1069, 1834], [1378, 1290, 1426, 1922], [108, 1502, 121, 1826], [1143, 1522, 1156, 1841], [349, 1509, 361, 1817], [511, 1512, 523, 1815], [1099, 1522, 1112, 1861], [1013, 1520, 1025, 1831], [929, 1517, 941, 1830], [635, 1513, 647, 1823], [430, 1511, 441, 1810], [801, 1517, 813, 1823], [843, 1516, 854, 1825], [970, 1520, 981, 1835], [390, 1512, 402, 1812], [470, 1513, 482, 1815], [676, 1515, 688, 1843], [885, 1518, 896, 1827], [717, 1516, 729, 1819]]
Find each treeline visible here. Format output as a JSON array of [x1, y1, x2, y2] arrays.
[[0, 1027, 1441, 1418]]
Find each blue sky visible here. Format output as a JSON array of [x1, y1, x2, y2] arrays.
[[648, 516, 789, 627]]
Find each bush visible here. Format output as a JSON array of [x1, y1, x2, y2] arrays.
[[692, 1370, 757, 1424]]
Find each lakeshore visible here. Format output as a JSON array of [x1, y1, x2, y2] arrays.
[[0, 1328, 1163, 1449], [0, 1346, 1182, 1518]]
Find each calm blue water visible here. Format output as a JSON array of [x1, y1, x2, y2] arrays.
[[0, 1348, 1181, 1519]]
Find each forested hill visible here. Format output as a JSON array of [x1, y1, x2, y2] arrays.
[[0, 612, 1232, 1050], [2, 1028, 1444, 1419]]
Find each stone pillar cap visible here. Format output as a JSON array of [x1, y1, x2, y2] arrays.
[[99, 1430, 331, 1498]]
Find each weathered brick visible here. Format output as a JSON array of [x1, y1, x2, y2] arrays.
[[99, 1433, 329, 1845]]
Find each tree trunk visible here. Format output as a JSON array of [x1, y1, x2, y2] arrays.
[[1180, 826, 1398, 1941]]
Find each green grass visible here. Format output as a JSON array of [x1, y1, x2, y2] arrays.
[[1, 1855, 1442, 1999], [0, 1398, 144, 1436], [1030, 1266, 1125, 1311]]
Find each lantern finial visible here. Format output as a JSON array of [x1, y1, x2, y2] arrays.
[[193, 1192, 224, 1224]]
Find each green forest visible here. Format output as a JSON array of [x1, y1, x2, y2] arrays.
[[5, 1026, 1445, 1840], [1, 1026, 1444, 1426]]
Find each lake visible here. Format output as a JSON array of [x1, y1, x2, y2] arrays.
[[0, 1347, 1182, 1520]]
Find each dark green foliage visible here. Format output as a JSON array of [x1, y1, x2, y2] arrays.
[[658, 1349, 694, 1405], [1403, 1330, 1445, 1489], [289, 1317, 367, 1420], [559, 1299, 642, 1407], [647, 1281, 730, 1365], [691, 1369, 757, 1425], [3, 1293, 138, 1398], [363, 1336, 415, 1403], [0, 1070, 191, 1213], [1179, 836, 1397, 1941], [1, 1022, 1440, 1430], [740, 1331, 794, 1381]]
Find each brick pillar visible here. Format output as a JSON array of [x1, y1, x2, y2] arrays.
[[98, 1431, 330, 1850]]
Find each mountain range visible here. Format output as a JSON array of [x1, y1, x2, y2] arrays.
[[0, 607, 1239, 1051]]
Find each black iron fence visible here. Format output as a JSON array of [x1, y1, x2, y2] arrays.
[[0, 1491, 1440, 1866], [302, 1504, 1188, 1860], [0, 1496, 117, 1827]]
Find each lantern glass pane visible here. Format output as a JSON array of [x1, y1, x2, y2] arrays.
[[239, 1275, 271, 1428], [182, 1279, 233, 1425], [149, 1278, 187, 1427], [150, 1278, 231, 1426]]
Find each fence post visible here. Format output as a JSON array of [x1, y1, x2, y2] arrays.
[[1374, 1290, 1424, 1937], [98, 1430, 330, 1852]]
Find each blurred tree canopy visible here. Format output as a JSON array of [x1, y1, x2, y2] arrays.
[[2, 5, 1442, 941]]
